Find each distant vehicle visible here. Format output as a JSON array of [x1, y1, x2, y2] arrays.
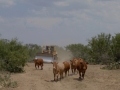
[[35, 45, 58, 63]]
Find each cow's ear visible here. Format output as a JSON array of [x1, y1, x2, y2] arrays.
[[79, 58, 82, 60]]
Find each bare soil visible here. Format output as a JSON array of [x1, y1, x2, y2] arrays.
[[2, 62, 120, 90]]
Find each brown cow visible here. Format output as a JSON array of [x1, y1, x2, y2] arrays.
[[33, 58, 43, 70], [51, 61, 65, 81], [70, 58, 78, 74], [76, 58, 87, 79], [63, 61, 70, 76]]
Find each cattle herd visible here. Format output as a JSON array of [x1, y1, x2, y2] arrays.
[[33, 58, 88, 81]]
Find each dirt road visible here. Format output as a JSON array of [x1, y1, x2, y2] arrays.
[[3, 62, 120, 90]]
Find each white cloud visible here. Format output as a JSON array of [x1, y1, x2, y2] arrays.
[[1, 0, 120, 46], [69, 0, 120, 25], [60, 10, 93, 22], [0, 0, 16, 8], [26, 17, 62, 29], [0, 16, 6, 23], [31, 8, 48, 16], [53, 1, 69, 7], [0, 17, 63, 30]]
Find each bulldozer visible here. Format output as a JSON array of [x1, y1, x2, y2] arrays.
[[35, 45, 58, 63]]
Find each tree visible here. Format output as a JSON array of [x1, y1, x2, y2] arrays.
[[88, 33, 114, 64], [0, 38, 29, 72], [111, 33, 120, 62], [25, 44, 42, 61]]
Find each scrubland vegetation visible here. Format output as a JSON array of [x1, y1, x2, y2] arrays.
[[0, 33, 120, 89]]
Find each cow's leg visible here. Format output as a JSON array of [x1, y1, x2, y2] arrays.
[[68, 69, 69, 76], [41, 66, 43, 70], [35, 64, 37, 69], [38, 64, 39, 69], [75, 69, 78, 74], [57, 74, 59, 81], [79, 71, 81, 79], [41, 63, 43, 70], [65, 71, 67, 77], [82, 70, 85, 79], [54, 74, 55, 81], [74, 68, 76, 74], [59, 73, 62, 80], [82, 73, 85, 79], [41, 64, 43, 70], [75, 67, 78, 74], [77, 70, 78, 74], [61, 73, 63, 79], [62, 72, 64, 78], [59, 73, 61, 80], [71, 68, 73, 74]]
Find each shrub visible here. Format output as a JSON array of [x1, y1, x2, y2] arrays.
[[0, 73, 18, 88], [0, 38, 29, 72], [102, 62, 120, 70]]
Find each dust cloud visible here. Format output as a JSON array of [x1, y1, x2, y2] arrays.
[[56, 47, 73, 62]]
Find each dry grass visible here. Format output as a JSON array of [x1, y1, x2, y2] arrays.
[[2, 63, 120, 90]]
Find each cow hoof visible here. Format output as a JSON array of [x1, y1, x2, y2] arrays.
[[79, 77, 81, 79]]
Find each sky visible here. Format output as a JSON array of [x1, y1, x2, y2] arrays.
[[0, 0, 120, 47]]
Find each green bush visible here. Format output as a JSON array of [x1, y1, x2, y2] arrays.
[[101, 62, 120, 70], [0, 38, 29, 72]]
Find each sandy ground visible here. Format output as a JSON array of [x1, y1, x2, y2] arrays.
[[2, 62, 120, 90]]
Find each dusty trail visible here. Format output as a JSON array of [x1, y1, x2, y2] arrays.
[[3, 63, 120, 90]]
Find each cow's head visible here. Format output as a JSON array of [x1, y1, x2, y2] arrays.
[[70, 59, 76, 66], [51, 61, 58, 69], [33, 58, 38, 62], [51, 61, 58, 74], [70, 60, 73, 64], [79, 61, 87, 70]]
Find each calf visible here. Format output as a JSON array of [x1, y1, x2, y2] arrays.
[[63, 61, 70, 76], [51, 62, 65, 81], [33, 58, 43, 70]]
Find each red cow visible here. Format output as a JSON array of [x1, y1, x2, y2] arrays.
[[63, 61, 70, 76], [76, 58, 87, 79], [70, 58, 78, 74], [33, 58, 43, 70]]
